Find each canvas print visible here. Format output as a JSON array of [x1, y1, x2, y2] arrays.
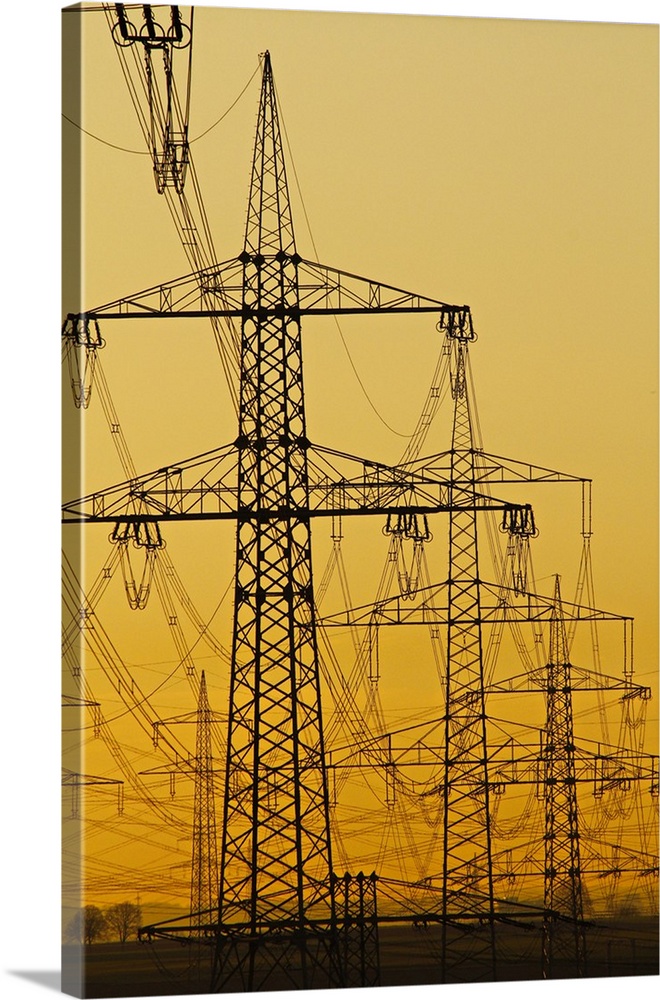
[[61, 3, 659, 997]]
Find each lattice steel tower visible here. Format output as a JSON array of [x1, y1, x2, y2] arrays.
[[212, 51, 341, 992], [190, 671, 219, 932], [63, 48, 539, 990], [441, 332, 496, 981], [541, 576, 586, 979]]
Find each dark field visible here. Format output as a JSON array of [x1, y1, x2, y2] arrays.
[[63, 918, 658, 998]]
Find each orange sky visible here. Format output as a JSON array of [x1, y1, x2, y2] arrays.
[[61, 3, 658, 927]]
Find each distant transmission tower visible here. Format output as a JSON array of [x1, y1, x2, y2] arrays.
[[190, 671, 218, 931], [541, 576, 586, 979]]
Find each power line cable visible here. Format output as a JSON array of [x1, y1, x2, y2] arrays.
[[61, 63, 260, 154], [276, 84, 414, 440], [61, 112, 149, 154], [189, 62, 261, 143]]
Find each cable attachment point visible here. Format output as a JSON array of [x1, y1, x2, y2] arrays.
[[111, 520, 165, 610], [111, 5, 191, 49], [501, 504, 539, 540], [111, 5, 193, 193], [383, 512, 432, 542], [437, 306, 476, 342], [62, 314, 105, 408]]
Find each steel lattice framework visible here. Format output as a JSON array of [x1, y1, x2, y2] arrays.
[[212, 53, 342, 992], [59, 7, 660, 989], [61, 50, 568, 989], [441, 336, 497, 981], [191, 671, 219, 933], [541, 577, 587, 978]]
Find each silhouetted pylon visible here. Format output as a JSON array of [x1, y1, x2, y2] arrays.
[[211, 51, 343, 993], [63, 45, 542, 991], [440, 331, 497, 982], [190, 671, 219, 932], [541, 575, 586, 978]]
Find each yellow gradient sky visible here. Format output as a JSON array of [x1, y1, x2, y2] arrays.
[[62, 4, 657, 922]]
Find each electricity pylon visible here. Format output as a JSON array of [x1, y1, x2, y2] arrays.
[[138, 670, 220, 933], [541, 576, 586, 979], [191, 671, 218, 933], [63, 50, 538, 989], [317, 327, 654, 981], [212, 52, 341, 992], [441, 332, 497, 981]]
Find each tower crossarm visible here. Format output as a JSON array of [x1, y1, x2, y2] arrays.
[[62, 442, 533, 524], [61, 257, 471, 324], [138, 759, 200, 777], [487, 663, 649, 698], [485, 738, 659, 790], [295, 259, 472, 320], [494, 741, 657, 790], [318, 579, 632, 629], [403, 449, 588, 486], [324, 734, 658, 795], [61, 768, 123, 788], [61, 442, 240, 523], [62, 695, 101, 708], [62, 258, 246, 322], [306, 448, 528, 518], [578, 839, 660, 878], [493, 845, 659, 881], [62, 767, 125, 817]]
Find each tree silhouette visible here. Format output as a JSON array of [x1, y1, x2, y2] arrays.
[[104, 901, 142, 944], [65, 905, 108, 945]]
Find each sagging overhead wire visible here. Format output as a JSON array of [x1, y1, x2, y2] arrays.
[[275, 80, 415, 440], [61, 112, 150, 154], [61, 62, 261, 153], [189, 62, 261, 143]]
